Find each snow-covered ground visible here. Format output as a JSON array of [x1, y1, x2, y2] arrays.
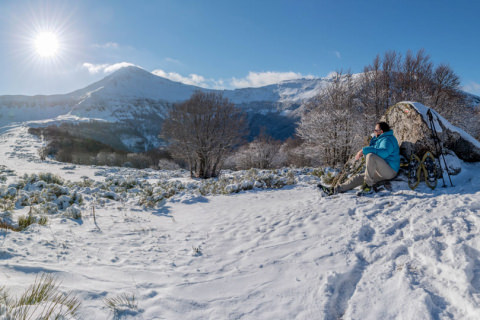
[[1, 123, 480, 319]]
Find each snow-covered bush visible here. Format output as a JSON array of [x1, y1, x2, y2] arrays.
[[36, 202, 59, 215], [39, 173, 65, 185], [3, 167, 326, 218], [64, 205, 82, 220], [102, 191, 120, 201], [77, 176, 95, 188], [0, 186, 16, 199], [138, 186, 168, 208], [106, 175, 142, 190], [15, 191, 30, 207], [56, 195, 72, 210], [0, 198, 15, 212], [17, 213, 49, 228], [195, 168, 298, 195], [0, 173, 86, 216]]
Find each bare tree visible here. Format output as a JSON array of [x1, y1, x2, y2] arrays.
[[297, 71, 363, 166], [161, 91, 247, 178], [397, 49, 433, 102], [359, 55, 384, 133], [382, 50, 400, 108], [359, 49, 466, 131], [358, 51, 401, 135], [431, 64, 460, 106]]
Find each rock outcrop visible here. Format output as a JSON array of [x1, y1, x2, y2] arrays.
[[382, 101, 480, 163]]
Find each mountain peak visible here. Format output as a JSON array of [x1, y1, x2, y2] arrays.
[[72, 65, 201, 103], [105, 65, 155, 79]]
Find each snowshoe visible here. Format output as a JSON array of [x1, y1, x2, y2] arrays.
[[408, 154, 421, 190], [421, 151, 437, 189]]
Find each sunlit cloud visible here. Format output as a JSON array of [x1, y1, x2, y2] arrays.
[[152, 69, 224, 88], [463, 82, 480, 95], [151, 69, 316, 89], [230, 71, 315, 88], [82, 62, 136, 74]]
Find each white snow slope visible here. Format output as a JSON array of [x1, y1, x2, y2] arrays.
[[2, 123, 480, 319]]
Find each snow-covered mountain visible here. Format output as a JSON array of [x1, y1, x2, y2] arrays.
[[0, 66, 332, 150], [0, 66, 328, 123], [65, 66, 334, 124], [69, 66, 327, 109]]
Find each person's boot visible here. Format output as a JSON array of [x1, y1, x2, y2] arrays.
[[317, 183, 335, 196], [356, 183, 374, 196], [373, 181, 392, 192]]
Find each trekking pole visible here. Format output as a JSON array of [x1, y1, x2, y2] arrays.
[[426, 109, 454, 187]]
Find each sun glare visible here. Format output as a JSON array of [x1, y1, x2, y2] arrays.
[[34, 31, 60, 58]]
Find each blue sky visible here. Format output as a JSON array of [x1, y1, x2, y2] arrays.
[[0, 0, 479, 96]]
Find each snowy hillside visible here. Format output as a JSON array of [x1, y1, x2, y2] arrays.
[[1, 123, 480, 319], [0, 66, 331, 124]]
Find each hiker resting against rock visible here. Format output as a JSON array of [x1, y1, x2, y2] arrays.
[[321, 122, 400, 195]]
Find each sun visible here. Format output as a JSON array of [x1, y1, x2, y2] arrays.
[[34, 31, 60, 58]]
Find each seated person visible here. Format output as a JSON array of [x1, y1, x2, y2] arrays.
[[320, 121, 400, 195]]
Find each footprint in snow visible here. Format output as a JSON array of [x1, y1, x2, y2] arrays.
[[358, 224, 375, 242]]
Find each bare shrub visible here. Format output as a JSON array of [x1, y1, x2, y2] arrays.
[[233, 133, 282, 169]]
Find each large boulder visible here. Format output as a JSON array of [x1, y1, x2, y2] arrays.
[[383, 101, 480, 163]]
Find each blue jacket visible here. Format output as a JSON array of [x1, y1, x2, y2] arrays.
[[362, 130, 400, 172]]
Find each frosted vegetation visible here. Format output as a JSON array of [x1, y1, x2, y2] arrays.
[[0, 165, 321, 232]]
